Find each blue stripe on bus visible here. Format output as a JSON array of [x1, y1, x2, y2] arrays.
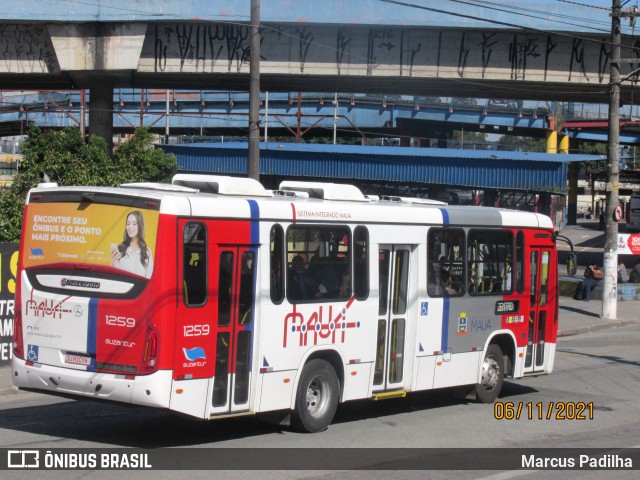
[[441, 297, 450, 352], [247, 200, 260, 244], [439, 207, 450, 226], [439, 207, 450, 352], [246, 199, 259, 373], [87, 298, 98, 371]]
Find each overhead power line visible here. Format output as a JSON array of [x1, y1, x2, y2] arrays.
[[557, 0, 613, 11], [446, 0, 612, 32]]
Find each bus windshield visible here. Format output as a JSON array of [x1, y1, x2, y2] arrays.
[[23, 199, 160, 279]]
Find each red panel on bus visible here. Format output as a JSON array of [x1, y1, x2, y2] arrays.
[[95, 299, 147, 370], [172, 218, 254, 381]]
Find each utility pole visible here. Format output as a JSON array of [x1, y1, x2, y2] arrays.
[[603, 0, 621, 320], [165, 89, 170, 145], [247, 0, 261, 180], [333, 93, 338, 145], [603, 1, 640, 318]]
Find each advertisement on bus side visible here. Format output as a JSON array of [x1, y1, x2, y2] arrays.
[[0, 243, 18, 367]]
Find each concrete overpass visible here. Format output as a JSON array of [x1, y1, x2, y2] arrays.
[[0, 0, 638, 147], [0, 0, 632, 100]]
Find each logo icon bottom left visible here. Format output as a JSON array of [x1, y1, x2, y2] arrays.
[[8, 450, 40, 468]]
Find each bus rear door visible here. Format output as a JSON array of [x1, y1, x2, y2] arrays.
[[173, 219, 256, 417], [210, 245, 256, 415]]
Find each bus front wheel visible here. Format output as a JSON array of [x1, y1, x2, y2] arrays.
[[476, 344, 504, 403], [292, 359, 339, 433]]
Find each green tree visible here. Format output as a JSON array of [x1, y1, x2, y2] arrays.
[[108, 128, 178, 184], [0, 127, 176, 242], [579, 142, 607, 176], [496, 135, 546, 152], [453, 130, 487, 149]]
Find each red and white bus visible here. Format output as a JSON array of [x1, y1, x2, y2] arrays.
[[13, 174, 560, 432]]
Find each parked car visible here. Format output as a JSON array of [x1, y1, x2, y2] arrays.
[[488, 99, 518, 109], [415, 96, 442, 105], [452, 97, 477, 107]]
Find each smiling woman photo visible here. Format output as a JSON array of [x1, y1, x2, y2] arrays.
[[110, 210, 154, 278]]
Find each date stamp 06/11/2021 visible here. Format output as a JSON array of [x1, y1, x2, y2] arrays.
[[494, 402, 594, 420]]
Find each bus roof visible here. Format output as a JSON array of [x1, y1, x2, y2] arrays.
[[27, 177, 553, 230]]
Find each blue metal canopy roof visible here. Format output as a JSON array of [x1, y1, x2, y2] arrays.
[[161, 142, 605, 194]]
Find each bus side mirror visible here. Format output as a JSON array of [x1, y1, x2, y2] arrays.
[[567, 253, 577, 276]]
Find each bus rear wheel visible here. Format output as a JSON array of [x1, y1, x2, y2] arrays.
[[292, 359, 339, 433], [476, 344, 504, 403]]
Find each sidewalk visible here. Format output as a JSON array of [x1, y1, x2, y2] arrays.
[[557, 295, 640, 336], [557, 219, 639, 270]]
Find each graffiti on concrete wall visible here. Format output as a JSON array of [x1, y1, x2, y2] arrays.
[[0, 25, 57, 73], [139, 23, 626, 85], [336, 27, 352, 76], [154, 23, 253, 73], [0, 21, 631, 85]]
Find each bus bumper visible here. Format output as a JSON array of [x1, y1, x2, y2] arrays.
[[12, 357, 173, 409]]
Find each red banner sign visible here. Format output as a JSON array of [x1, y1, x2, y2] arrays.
[[618, 234, 640, 255]]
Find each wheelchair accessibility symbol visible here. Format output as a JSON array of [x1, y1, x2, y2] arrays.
[[27, 345, 39, 362]]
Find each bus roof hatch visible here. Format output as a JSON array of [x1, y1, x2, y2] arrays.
[[172, 174, 272, 197], [279, 181, 368, 202]]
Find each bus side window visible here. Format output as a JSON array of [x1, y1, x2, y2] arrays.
[[270, 225, 284, 304], [183, 222, 207, 306], [467, 230, 514, 296], [286, 225, 351, 302], [239, 251, 255, 324], [516, 231, 524, 294], [427, 228, 465, 297], [218, 251, 234, 326]]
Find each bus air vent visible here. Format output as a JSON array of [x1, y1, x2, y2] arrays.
[[272, 190, 310, 199], [121, 182, 199, 193], [172, 174, 272, 197], [279, 181, 368, 202], [379, 196, 447, 206]]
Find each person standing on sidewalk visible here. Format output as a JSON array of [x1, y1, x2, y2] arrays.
[[576, 261, 603, 301]]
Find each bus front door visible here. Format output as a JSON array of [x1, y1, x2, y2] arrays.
[[524, 247, 553, 374], [210, 246, 256, 415], [373, 246, 411, 392]]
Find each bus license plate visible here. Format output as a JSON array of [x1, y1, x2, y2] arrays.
[[65, 354, 92, 366]]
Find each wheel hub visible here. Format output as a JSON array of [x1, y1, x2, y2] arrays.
[[481, 356, 500, 390], [306, 376, 329, 418]]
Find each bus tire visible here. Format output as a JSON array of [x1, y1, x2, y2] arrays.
[[476, 344, 504, 403], [292, 359, 339, 433]]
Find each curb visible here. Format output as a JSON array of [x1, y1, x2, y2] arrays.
[[0, 368, 17, 396], [558, 319, 640, 337], [0, 386, 19, 396]]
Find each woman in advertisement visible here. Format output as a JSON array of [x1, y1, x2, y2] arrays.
[[110, 210, 154, 278]]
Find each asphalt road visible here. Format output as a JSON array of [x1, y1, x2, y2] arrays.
[[0, 323, 639, 479]]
